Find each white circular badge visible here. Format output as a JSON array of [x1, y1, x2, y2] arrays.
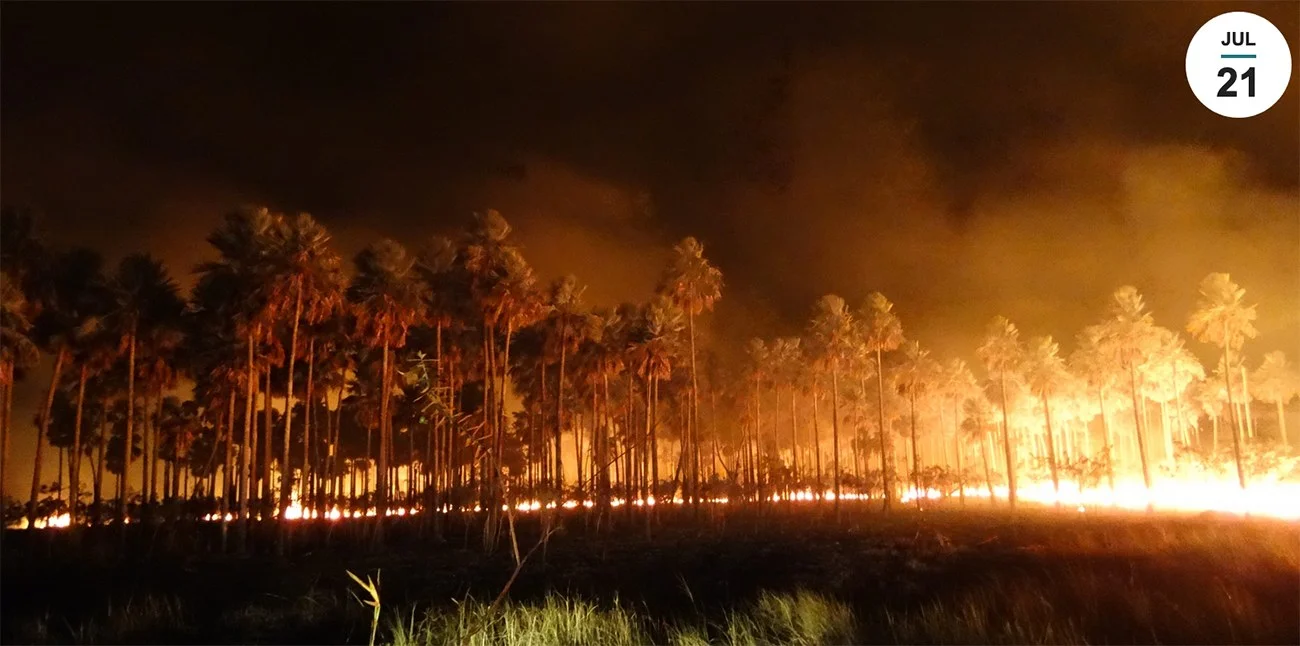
[[1186, 12, 1292, 118]]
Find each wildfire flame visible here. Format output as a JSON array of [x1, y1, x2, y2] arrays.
[[13, 470, 1300, 530]]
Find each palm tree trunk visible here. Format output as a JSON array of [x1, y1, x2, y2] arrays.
[[754, 375, 764, 505], [1277, 400, 1289, 448], [2, 366, 12, 517], [142, 391, 151, 513], [258, 367, 269, 516], [789, 385, 798, 489], [378, 337, 391, 523], [980, 425, 993, 499], [222, 391, 235, 550], [908, 390, 921, 509], [556, 340, 566, 493], [433, 321, 444, 518], [1098, 388, 1115, 491], [812, 380, 822, 499], [875, 348, 892, 511], [998, 371, 1016, 510], [1222, 335, 1246, 489], [239, 329, 256, 548], [94, 405, 106, 525], [1159, 399, 1173, 464], [71, 363, 88, 525], [830, 366, 841, 520], [1040, 392, 1060, 507], [952, 400, 965, 507], [150, 390, 164, 510], [305, 340, 317, 516], [1128, 363, 1153, 495], [687, 310, 699, 510], [280, 281, 303, 526], [29, 345, 67, 527], [499, 322, 514, 508], [1239, 365, 1256, 440], [599, 373, 612, 507], [651, 376, 660, 502], [121, 325, 137, 526]]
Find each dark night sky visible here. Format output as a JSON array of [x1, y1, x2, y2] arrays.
[[2, 3, 1298, 492]]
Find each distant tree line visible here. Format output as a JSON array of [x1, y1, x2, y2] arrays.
[[1, 206, 1296, 552]]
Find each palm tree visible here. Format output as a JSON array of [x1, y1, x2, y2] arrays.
[[857, 293, 905, 511], [1, 269, 39, 507], [657, 237, 723, 509], [1024, 336, 1071, 504], [349, 239, 426, 526], [2, 210, 47, 520], [62, 253, 114, 525], [744, 338, 770, 500], [1186, 273, 1257, 489], [415, 235, 467, 513], [583, 307, 627, 509], [769, 337, 803, 489], [1102, 287, 1161, 494], [267, 213, 344, 531], [544, 274, 587, 494], [1070, 325, 1120, 491], [461, 212, 541, 537], [895, 341, 937, 508], [1251, 352, 1298, 448], [808, 295, 854, 517], [976, 315, 1024, 510], [961, 393, 997, 498], [98, 254, 181, 526], [629, 295, 683, 506], [134, 294, 185, 517], [939, 359, 979, 506], [26, 249, 104, 526], [198, 207, 280, 544]]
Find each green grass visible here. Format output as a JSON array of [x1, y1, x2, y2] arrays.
[[389, 591, 857, 646]]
